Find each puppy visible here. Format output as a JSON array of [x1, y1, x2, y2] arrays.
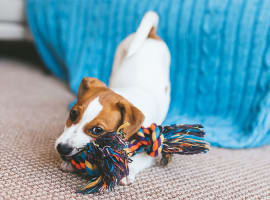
[[55, 11, 171, 185]]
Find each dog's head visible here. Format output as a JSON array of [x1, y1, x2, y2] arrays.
[[55, 77, 144, 157]]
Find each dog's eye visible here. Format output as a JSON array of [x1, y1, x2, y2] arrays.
[[70, 109, 79, 122], [89, 126, 104, 135]]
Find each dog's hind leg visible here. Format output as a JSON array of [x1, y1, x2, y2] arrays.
[[120, 152, 155, 185]]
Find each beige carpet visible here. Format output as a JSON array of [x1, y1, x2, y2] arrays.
[[0, 59, 270, 200]]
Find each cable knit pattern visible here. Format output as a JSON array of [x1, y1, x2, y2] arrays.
[[26, 0, 270, 148]]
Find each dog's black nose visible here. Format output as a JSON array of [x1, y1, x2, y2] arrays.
[[57, 143, 73, 155]]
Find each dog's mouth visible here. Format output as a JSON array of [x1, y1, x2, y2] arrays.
[[60, 155, 71, 162], [59, 147, 86, 161]]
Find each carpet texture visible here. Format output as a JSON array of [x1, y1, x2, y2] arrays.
[[0, 59, 270, 200]]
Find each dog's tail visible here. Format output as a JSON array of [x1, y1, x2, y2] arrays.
[[127, 11, 160, 57]]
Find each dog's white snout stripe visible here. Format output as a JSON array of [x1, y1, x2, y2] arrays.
[[55, 97, 103, 155]]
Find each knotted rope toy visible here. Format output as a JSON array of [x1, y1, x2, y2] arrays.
[[63, 123, 210, 194]]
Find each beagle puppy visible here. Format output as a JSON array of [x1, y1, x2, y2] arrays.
[[55, 11, 171, 185]]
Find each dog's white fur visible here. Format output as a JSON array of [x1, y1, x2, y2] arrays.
[[110, 11, 170, 125], [55, 98, 102, 155], [56, 11, 171, 184]]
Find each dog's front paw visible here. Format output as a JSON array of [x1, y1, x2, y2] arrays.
[[59, 161, 75, 172], [120, 175, 135, 186]]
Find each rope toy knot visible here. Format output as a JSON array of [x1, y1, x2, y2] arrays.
[[127, 124, 164, 157]]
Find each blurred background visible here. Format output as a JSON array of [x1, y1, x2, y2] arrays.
[[0, 0, 49, 73]]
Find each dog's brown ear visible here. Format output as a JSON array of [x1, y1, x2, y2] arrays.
[[78, 77, 106, 98], [117, 99, 145, 139]]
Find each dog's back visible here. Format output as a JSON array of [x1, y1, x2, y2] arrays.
[[109, 11, 171, 126]]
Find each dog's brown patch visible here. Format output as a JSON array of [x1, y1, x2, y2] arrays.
[[66, 77, 145, 139], [148, 27, 161, 40]]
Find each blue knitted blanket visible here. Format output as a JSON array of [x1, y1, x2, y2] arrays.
[[26, 0, 270, 148]]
